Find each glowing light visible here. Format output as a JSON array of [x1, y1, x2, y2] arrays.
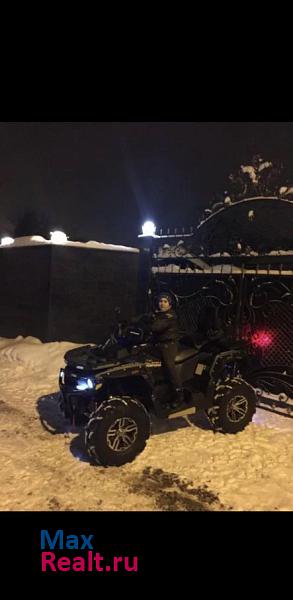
[[141, 221, 156, 236], [50, 230, 68, 244], [251, 330, 273, 349], [1, 237, 14, 246], [76, 377, 95, 391], [76, 381, 88, 391]]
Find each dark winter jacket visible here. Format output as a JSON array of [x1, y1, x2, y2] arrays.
[[131, 309, 180, 344], [151, 309, 180, 344]]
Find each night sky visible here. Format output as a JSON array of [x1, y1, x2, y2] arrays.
[[1, 122, 293, 246]]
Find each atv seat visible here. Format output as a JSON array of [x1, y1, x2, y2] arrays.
[[175, 346, 199, 364]]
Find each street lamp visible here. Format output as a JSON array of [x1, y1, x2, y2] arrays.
[[1, 237, 14, 246], [141, 221, 156, 237], [50, 231, 68, 244]]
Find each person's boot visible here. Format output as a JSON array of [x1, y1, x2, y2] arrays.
[[170, 388, 185, 409]]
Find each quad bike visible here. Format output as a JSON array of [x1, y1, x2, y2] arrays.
[[63, 307, 145, 368], [59, 319, 257, 467]]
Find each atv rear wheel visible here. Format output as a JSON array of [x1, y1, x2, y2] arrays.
[[85, 396, 150, 466], [206, 377, 256, 433]]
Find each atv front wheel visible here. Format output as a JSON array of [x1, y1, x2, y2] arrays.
[[85, 396, 150, 466], [206, 378, 256, 434]]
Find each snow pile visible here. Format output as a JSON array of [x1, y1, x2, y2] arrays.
[[1, 335, 293, 511], [0, 335, 78, 373]]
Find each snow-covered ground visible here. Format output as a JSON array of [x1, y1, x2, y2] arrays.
[[1, 336, 293, 512]]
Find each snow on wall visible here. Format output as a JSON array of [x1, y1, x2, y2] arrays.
[[152, 264, 293, 275], [0, 235, 139, 253]]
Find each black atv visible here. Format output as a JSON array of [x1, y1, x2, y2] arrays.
[[59, 326, 257, 467], [63, 307, 145, 367]]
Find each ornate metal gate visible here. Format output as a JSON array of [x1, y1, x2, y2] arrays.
[[144, 197, 293, 415]]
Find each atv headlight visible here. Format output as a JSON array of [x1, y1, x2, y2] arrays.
[[75, 377, 96, 391]]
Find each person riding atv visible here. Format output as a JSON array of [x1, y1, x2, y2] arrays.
[[59, 300, 257, 467], [132, 293, 185, 409]]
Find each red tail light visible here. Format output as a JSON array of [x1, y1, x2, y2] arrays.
[[251, 330, 273, 348]]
